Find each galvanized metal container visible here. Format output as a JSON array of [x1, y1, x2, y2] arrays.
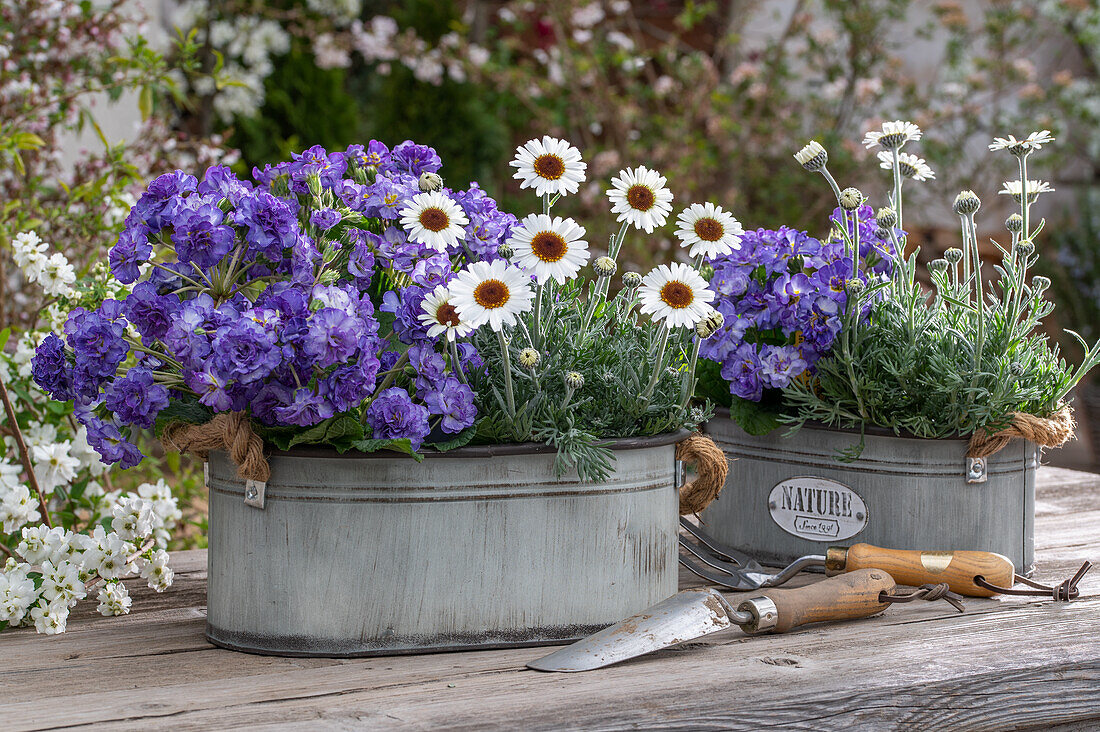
[[205, 432, 683, 657], [702, 414, 1038, 574]]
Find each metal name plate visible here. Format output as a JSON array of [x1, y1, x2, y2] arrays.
[[767, 476, 868, 541]]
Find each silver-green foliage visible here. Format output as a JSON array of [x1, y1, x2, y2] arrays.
[[785, 130, 1100, 439]]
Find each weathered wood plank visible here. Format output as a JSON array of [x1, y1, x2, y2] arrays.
[[0, 467, 1096, 731]]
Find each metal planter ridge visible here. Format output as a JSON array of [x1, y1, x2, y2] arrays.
[[205, 432, 685, 657], [702, 416, 1037, 574]]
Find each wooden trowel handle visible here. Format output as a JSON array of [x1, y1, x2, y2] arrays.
[[741, 569, 894, 634], [832, 544, 1015, 598]]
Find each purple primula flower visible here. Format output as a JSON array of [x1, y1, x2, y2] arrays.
[[124, 282, 179, 344], [289, 145, 347, 192], [274, 387, 335, 426], [408, 342, 446, 392], [212, 319, 282, 383], [366, 387, 431, 450], [31, 333, 74, 401], [759, 344, 809, 390], [174, 201, 235, 268], [251, 382, 294, 426], [323, 357, 380, 413], [163, 294, 217, 368], [719, 343, 764, 401], [364, 175, 412, 220], [252, 161, 292, 189], [132, 170, 196, 230], [198, 165, 253, 204], [410, 255, 452, 289], [185, 363, 234, 412], [81, 414, 144, 469], [109, 223, 152, 284], [384, 140, 441, 176], [422, 377, 476, 434], [236, 190, 299, 258], [64, 307, 129, 397], [104, 367, 170, 429], [346, 140, 390, 170], [310, 208, 341, 231], [304, 307, 361, 368]]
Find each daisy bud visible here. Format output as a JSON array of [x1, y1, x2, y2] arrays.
[[1010, 361, 1026, 377], [418, 172, 444, 192], [496, 242, 514, 260], [593, 256, 617, 278], [839, 187, 864, 211], [518, 348, 540, 369], [845, 278, 866, 295], [952, 190, 981, 216], [945, 248, 963, 264], [694, 308, 724, 339], [794, 140, 828, 172], [1032, 275, 1050, 293], [929, 258, 949, 273], [1016, 240, 1035, 257], [622, 271, 642, 289], [1006, 213, 1024, 233], [873, 227, 891, 241], [564, 371, 585, 390], [875, 207, 898, 228]]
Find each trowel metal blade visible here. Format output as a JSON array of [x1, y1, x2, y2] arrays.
[[526, 588, 734, 672]]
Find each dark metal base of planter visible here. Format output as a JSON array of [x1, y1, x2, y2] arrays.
[[205, 623, 604, 658]]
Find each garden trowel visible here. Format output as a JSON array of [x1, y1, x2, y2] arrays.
[[528, 569, 937, 672]]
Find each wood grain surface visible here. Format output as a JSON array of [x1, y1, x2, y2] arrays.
[[1, 466, 1097, 731], [839, 543, 1017, 597]]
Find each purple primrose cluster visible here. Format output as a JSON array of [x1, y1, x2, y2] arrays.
[[32, 141, 515, 468]]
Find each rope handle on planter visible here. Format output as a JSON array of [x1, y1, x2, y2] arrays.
[[161, 412, 271, 483], [967, 407, 1075, 458], [676, 433, 729, 516]]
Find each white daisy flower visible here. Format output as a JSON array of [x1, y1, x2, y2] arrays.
[[862, 120, 922, 150], [674, 202, 744, 260], [989, 130, 1055, 154], [638, 262, 715, 329], [507, 214, 590, 285], [999, 179, 1055, 204], [509, 136, 587, 198], [877, 151, 936, 181], [419, 285, 474, 342], [606, 165, 674, 233], [399, 191, 469, 253], [450, 259, 535, 332]]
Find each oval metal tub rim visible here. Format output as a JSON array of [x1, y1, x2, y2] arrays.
[[267, 428, 692, 460], [710, 408, 1020, 443]]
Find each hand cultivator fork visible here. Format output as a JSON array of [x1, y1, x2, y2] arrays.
[[678, 517, 1093, 600]]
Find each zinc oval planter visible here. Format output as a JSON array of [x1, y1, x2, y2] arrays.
[[204, 431, 685, 657], [701, 413, 1037, 574]]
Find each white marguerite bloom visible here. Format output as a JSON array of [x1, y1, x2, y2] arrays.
[[508, 213, 590, 284], [989, 130, 1055, 154], [450, 259, 535, 332], [999, 179, 1055, 204], [606, 165, 674, 233], [794, 140, 828, 171], [877, 151, 935, 181], [638, 262, 716, 329], [399, 191, 469, 253], [674, 202, 744, 260], [419, 285, 474, 342], [510, 136, 587, 198], [862, 120, 922, 150]]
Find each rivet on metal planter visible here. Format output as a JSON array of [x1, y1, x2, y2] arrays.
[[966, 457, 988, 484], [243, 479, 267, 509]]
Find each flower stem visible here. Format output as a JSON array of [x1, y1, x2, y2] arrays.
[[679, 337, 701, 409], [376, 351, 409, 393], [0, 376, 52, 528], [641, 323, 670, 407], [496, 330, 516, 419], [449, 339, 467, 385]]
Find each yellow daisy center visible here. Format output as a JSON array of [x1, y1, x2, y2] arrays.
[[532, 154, 565, 180], [530, 231, 568, 263], [660, 281, 694, 309], [693, 217, 724, 242], [474, 279, 510, 309], [435, 302, 461, 327], [419, 207, 450, 232], [627, 184, 656, 211]]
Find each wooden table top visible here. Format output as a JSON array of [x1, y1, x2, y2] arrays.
[[2, 467, 1098, 731]]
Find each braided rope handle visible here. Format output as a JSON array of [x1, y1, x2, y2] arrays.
[[161, 412, 270, 483], [966, 407, 1075, 459], [676, 432, 729, 515]]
